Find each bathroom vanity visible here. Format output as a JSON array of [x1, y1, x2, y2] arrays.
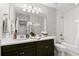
[[1, 36, 55, 56], [0, 3, 55, 56]]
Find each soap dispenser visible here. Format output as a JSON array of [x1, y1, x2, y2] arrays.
[[13, 30, 17, 39]]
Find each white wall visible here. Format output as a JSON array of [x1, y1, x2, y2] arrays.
[[0, 3, 9, 39], [56, 10, 64, 42], [56, 5, 79, 48], [55, 4, 79, 56], [63, 5, 79, 47], [56, 6, 79, 55], [0, 3, 9, 56]]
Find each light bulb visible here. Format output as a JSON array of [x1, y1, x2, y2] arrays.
[[23, 4, 27, 8], [38, 8, 41, 12], [22, 5, 41, 14], [34, 7, 37, 10], [32, 9, 35, 13], [27, 6, 32, 13], [28, 9, 31, 12], [28, 5, 32, 9], [36, 11, 39, 14], [23, 8, 26, 11]]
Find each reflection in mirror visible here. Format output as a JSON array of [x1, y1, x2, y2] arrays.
[[2, 12, 11, 38], [10, 3, 47, 39], [16, 13, 29, 35], [2, 13, 8, 33], [30, 14, 44, 36]]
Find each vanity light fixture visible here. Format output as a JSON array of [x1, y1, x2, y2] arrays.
[[23, 4, 41, 14]]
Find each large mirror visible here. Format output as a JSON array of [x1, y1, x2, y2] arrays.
[[9, 3, 46, 38]]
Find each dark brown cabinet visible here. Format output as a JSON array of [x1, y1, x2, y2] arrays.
[[1, 39, 54, 56], [1, 42, 36, 56], [36, 40, 54, 56]]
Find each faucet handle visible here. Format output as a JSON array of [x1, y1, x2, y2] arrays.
[[60, 34, 63, 36]]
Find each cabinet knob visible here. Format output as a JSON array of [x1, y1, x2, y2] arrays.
[[19, 52, 24, 55], [45, 46, 48, 48], [18, 51, 25, 56], [22, 52, 24, 54], [19, 52, 22, 55]]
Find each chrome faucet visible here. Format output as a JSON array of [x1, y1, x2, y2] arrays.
[[60, 34, 64, 42]]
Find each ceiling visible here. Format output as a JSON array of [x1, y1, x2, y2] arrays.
[[12, 3, 79, 14], [42, 3, 78, 12]]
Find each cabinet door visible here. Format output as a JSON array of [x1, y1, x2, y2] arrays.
[[2, 50, 18, 56], [18, 43, 36, 56], [36, 40, 54, 56], [1, 42, 36, 56], [1, 45, 19, 56], [18, 47, 36, 56]]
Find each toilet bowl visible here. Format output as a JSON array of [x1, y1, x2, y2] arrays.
[[55, 43, 66, 56]]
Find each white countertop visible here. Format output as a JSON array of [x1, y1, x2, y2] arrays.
[[0, 36, 56, 46]]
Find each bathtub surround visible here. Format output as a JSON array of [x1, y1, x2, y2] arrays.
[[56, 10, 64, 43], [64, 5, 79, 47], [56, 4, 79, 55]]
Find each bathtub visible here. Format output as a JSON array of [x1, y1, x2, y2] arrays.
[[61, 42, 79, 56]]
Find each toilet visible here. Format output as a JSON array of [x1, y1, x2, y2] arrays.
[[55, 43, 66, 56]]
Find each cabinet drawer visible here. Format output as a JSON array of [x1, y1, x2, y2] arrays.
[[37, 39, 54, 45], [2, 42, 35, 52]]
